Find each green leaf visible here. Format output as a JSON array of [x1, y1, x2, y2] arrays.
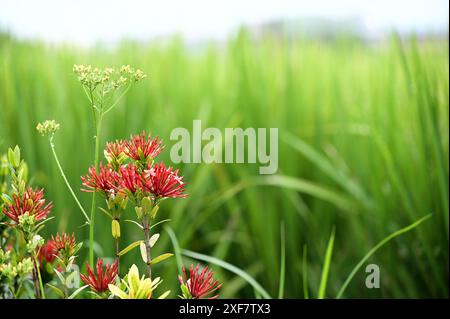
[[318, 227, 335, 299], [108, 284, 128, 299], [68, 285, 89, 299], [150, 253, 173, 265], [336, 214, 432, 299], [99, 207, 113, 219], [46, 283, 65, 298], [302, 245, 309, 299], [33, 223, 46, 235], [158, 290, 171, 299], [124, 219, 143, 229], [13, 145, 21, 167], [180, 284, 191, 299], [7, 147, 19, 168], [1, 194, 12, 206], [54, 268, 66, 285], [150, 219, 171, 230], [282, 132, 373, 210], [140, 242, 147, 263], [165, 226, 183, 275], [35, 216, 55, 229], [141, 196, 152, 213], [209, 175, 357, 214], [73, 242, 83, 255], [118, 240, 143, 256], [150, 233, 159, 247], [278, 221, 286, 299]]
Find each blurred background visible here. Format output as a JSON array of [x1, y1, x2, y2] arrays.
[[0, 0, 448, 298]]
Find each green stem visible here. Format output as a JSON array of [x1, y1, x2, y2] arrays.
[[89, 114, 103, 266], [33, 253, 46, 299], [32, 265, 41, 299], [14, 279, 23, 299], [34, 255, 45, 299], [103, 84, 132, 115], [142, 217, 152, 279], [49, 136, 90, 224]]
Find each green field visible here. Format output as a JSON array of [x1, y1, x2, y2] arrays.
[[0, 30, 448, 298]]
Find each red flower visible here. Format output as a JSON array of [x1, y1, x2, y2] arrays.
[[142, 162, 187, 199], [38, 239, 58, 264], [105, 140, 125, 159], [2, 188, 52, 223], [81, 163, 120, 195], [81, 258, 119, 293], [52, 232, 76, 252], [179, 264, 222, 299], [119, 164, 142, 194], [124, 131, 164, 161]]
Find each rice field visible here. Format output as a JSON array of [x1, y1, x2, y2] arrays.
[[0, 29, 448, 298]]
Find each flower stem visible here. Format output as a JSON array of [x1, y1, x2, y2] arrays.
[[102, 84, 132, 115], [31, 263, 41, 299], [49, 136, 90, 224], [14, 279, 24, 298], [33, 253, 46, 299], [142, 217, 152, 279], [115, 236, 120, 272], [89, 114, 103, 267]]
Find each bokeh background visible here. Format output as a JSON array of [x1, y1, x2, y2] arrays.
[[0, 0, 448, 298]]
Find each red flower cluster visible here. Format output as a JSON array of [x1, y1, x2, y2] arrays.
[[105, 140, 126, 159], [2, 188, 52, 224], [179, 264, 222, 299], [81, 258, 119, 293], [142, 162, 187, 199], [81, 132, 187, 200], [81, 163, 120, 195], [38, 239, 58, 264], [52, 232, 77, 252], [123, 131, 163, 161], [119, 164, 142, 194]]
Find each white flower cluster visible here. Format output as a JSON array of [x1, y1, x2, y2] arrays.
[[36, 120, 60, 136], [73, 64, 147, 94]]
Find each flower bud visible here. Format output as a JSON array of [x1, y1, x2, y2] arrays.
[[135, 206, 143, 219], [150, 205, 159, 219], [112, 220, 121, 239], [7, 146, 21, 168], [141, 197, 152, 214]]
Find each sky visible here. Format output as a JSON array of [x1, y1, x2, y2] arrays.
[[0, 0, 448, 45]]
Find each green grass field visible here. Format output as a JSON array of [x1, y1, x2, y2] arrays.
[[0, 30, 448, 298]]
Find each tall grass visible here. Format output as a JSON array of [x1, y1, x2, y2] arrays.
[[0, 30, 448, 298]]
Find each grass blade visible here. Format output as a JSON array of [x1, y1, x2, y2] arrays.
[[282, 132, 373, 210], [165, 226, 183, 274], [302, 245, 309, 299], [207, 175, 357, 214], [318, 227, 336, 299], [336, 214, 432, 298], [278, 221, 286, 299]]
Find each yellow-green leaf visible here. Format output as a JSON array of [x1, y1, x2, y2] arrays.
[[140, 242, 147, 263], [46, 283, 65, 298], [119, 240, 143, 256], [150, 233, 159, 247], [108, 284, 128, 299], [150, 253, 173, 265]]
